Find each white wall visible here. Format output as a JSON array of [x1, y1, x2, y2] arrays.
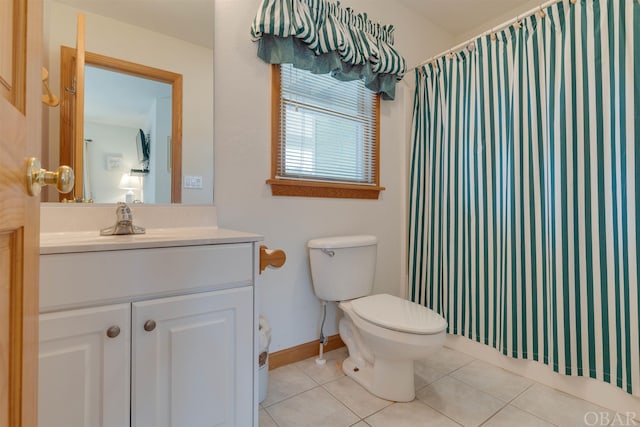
[[84, 121, 139, 203], [143, 105, 156, 203], [213, 0, 455, 352], [453, 0, 541, 44], [43, 1, 214, 204], [154, 97, 172, 204]]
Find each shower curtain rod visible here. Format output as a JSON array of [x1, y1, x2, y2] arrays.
[[412, 0, 573, 70]]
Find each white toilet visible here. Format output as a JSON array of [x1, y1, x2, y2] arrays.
[[308, 235, 447, 402]]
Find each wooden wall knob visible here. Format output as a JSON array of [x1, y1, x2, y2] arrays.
[[259, 245, 286, 274]]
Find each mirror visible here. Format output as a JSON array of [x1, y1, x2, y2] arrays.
[[42, 0, 214, 204]]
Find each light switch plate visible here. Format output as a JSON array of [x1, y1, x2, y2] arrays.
[[183, 175, 203, 189]]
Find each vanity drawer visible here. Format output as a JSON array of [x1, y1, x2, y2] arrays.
[[40, 243, 254, 312]]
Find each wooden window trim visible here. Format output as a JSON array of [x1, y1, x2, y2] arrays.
[[267, 64, 384, 199]]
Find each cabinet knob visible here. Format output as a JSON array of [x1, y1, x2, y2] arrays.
[[106, 325, 121, 338], [144, 320, 156, 332]]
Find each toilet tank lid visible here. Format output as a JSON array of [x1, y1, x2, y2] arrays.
[[308, 235, 377, 249], [351, 294, 447, 335]]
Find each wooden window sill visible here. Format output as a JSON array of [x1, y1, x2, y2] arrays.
[[266, 179, 384, 200]]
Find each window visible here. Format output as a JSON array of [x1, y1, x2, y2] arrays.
[[267, 64, 384, 199]]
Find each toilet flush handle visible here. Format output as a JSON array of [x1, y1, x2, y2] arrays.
[[321, 248, 335, 257]]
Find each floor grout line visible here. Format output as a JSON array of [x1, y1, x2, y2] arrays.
[[261, 382, 321, 409], [416, 373, 503, 426], [262, 405, 282, 427], [412, 397, 465, 426]]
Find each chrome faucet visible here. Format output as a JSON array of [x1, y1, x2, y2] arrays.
[[100, 203, 146, 235]]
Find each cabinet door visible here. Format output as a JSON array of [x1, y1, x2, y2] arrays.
[[132, 287, 254, 427], [39, 304, 131, 427]]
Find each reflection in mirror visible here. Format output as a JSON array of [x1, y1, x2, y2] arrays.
[[85, 67, 171, 203], [59, 47, 182, 203], [42, 0, 214, 204]]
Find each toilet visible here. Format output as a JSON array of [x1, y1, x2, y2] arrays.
[[308, 235, 447, 402]]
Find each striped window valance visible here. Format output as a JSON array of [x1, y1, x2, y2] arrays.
[[250, 0, 406, 100]]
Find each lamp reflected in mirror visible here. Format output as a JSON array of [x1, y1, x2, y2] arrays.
[[119, 173, 141, 203]]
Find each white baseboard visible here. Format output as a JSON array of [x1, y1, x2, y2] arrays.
[[445, 334, 640, 415]]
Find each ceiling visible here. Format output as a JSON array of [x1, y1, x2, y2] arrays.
[[396, 0, 535, 36], [53, 0, 215, 49], [53, 0, 537, 51]]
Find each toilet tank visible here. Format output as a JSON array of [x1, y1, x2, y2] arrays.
[[307, 235, 377, 301]]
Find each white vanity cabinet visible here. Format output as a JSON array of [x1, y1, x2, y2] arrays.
[[38, 231, 261, 427], [39, 304, 131, 427], [132, 287, 253, 427]]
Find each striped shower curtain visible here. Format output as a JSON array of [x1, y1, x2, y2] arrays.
[[409, 0, 640, 396]]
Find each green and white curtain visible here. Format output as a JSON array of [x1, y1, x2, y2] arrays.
[[409, 0, 640, 396], [250, 0, 406, 100]]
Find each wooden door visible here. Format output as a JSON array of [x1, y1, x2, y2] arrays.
[[39, 304, 130, 427], [72, 13, 84, 201], [132, 287, 254, 427], [57, 14, 84, 202], [0, 0, 42, 426]]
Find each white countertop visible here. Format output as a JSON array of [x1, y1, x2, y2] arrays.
[[41, 227, 263, 254], [40, 204, 263, 254]]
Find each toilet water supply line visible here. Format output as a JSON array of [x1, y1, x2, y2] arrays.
[[316, 301, 329, 365]]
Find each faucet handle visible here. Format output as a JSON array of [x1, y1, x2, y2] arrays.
[[116, 202, 133, 222], [100, 203, 145, 235]]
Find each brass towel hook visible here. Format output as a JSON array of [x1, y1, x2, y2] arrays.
[[41, 67, 59, 107]]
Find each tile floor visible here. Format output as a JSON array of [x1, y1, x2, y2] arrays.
[[259, 346, 638, 427]]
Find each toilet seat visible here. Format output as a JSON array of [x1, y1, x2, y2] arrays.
[[350, 294, 447, 335]]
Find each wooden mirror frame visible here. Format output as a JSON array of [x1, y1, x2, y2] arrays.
[[59, 46, 183, 203]]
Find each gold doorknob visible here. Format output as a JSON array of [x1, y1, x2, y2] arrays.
[[26, 157, 74, 196]]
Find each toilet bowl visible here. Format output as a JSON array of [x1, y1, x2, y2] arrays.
[[338, 294, 446, 401], [307, 235, 448, 402]]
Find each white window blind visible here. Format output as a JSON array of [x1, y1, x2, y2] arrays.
[[278, 64, 377, 185]]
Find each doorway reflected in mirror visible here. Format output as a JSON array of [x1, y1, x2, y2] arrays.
[[82, 66, 171, 203], [58, 47, 182, 203]]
